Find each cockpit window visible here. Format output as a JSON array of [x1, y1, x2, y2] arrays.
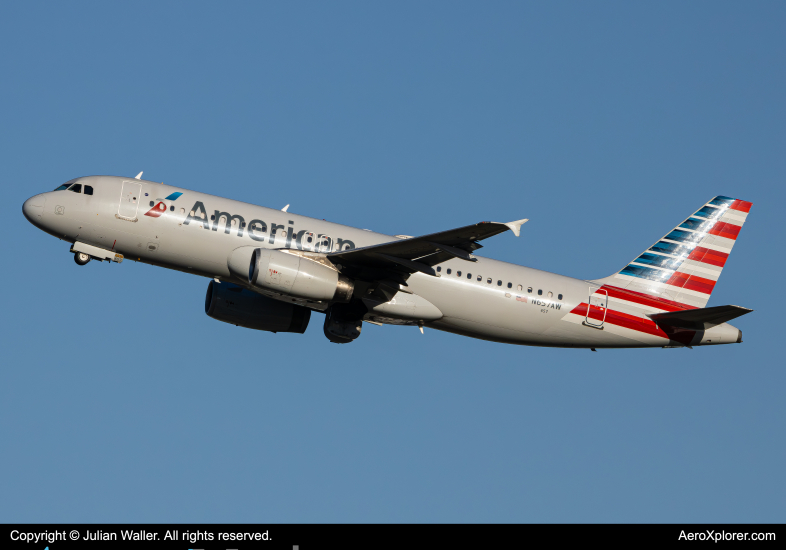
[[69, 184, 82, 193], [54, 183, 72, 191], [84, 185, 93, 195]]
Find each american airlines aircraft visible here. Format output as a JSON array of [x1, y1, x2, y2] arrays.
[[22, 174, 752, 348]]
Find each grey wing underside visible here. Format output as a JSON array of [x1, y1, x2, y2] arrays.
[[327, 219, 527, 284]]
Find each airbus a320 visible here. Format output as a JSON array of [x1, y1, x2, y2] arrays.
[[22, 173, 752, 348]]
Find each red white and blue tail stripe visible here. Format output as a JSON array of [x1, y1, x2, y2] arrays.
[[598, 195, 752, 309]]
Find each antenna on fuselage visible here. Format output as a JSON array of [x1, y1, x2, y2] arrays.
[[281, 204, 290, 212], [135, 171, 143, 180]]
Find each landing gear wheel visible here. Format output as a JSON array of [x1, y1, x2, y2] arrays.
[[74, 252, 91, 266]]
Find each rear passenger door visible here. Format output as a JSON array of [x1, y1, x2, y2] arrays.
[[584, 288, 608, 328]]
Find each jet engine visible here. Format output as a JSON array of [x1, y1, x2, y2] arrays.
[[248, 248, 354, 302], [205, 280, 311, 333]]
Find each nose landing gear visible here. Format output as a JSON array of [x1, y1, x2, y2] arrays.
[[74, 251, 91, 266]]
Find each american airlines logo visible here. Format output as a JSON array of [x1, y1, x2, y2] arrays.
[[180, 200, 357, 252], [144, 192, 183, 218]]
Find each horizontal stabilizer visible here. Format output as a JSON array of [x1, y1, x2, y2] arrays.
[[648, 305, 752, 330]]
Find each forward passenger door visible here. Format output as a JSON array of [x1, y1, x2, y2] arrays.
[[117, 181, 142, 221]]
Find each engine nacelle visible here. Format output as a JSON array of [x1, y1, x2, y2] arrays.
[[205, 280, 310, 333], [248, 248, 353, 302]]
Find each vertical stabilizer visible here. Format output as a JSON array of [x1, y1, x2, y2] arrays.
[[596, 196, 752, 309]]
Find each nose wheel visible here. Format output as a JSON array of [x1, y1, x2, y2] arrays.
[[74, 251, 91, 266]]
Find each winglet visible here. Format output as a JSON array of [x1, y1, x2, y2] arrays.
[[281, 204, 289, 212], [502, 218, 528, 237], [135, 171, 143, 180]]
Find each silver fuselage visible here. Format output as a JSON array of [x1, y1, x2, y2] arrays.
[[23, 176, 742, 348]]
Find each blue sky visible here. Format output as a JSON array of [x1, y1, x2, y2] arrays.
[[1, 1, 784, 522]]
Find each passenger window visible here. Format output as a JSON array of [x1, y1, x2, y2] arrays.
[[507, 282, 512, 289], [170, 206, 174, 211], [69, 184, 82, 193], [210, 214, 216, 221], [548, 291, 553, 298], [457, 271, 462, 277], [477, 275, 481, 281], [467, 273, 472, 279], [497, 280, 502, 286], [528, 287, 532, 293], [517, 285, 522, 291], [558, 294, 563, 300], [538, 289, 543, 295], [149, 201, 155, 207], [447, 268, 452, 275], [437, 266, 441, 272], [84, 186, 93, 195], [487, 278, 492, 284], [241, 221, 246, 228]]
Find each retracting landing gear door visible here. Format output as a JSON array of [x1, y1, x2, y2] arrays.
[[584, 287, 608, 328], [117, 181, 142, 221]]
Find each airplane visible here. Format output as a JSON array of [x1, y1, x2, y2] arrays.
[[22, 173, 752, 348]]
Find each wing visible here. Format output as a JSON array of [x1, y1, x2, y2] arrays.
[[328, 218, 527, 283]]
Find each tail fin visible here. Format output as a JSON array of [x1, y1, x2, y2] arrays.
[[597, 196, 752, 309]]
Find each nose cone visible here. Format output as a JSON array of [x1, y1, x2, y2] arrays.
[[23, 194, 46, 225]]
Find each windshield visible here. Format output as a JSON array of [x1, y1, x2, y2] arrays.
[[54, 179, 80, 191]]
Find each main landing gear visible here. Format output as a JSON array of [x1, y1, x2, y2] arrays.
[[323, 302, 366, 344], [74, 251, 91, 266]]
